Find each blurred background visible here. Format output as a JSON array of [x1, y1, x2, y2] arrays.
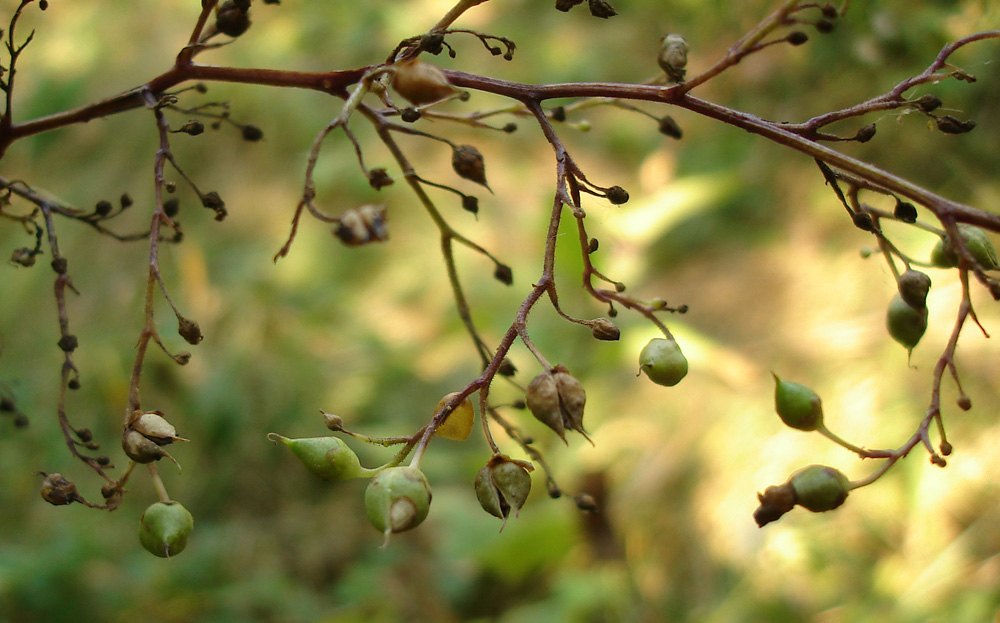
[[1, 0, 1000, 621]]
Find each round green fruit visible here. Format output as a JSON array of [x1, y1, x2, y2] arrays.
[[364, 466, 432, 543], [139, 501, 194, 558], [638, 338, 688, 387], [790, 465, 850, 513], [886, 293, 927, 351]]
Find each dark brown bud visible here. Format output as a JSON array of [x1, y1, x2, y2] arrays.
[[39, 472, 79, 506], [215, 0, 251, 37], [177, 120, 205, 136], [163, 197, 180, 218], [400, 107, 422, 123], [551, 106, 566, 122], [787, 31, 809, 45], [913, 94, 942, 112], [58, 334, 78, 352], [76, 428, 93, 443], [368, 168, 393, 190], [452, 145, 491, 191], [855, 123, 876, 143], [605, 185, 629, 205], [588, 0, 617, 18], [588, 238, 599, 253], [658, 115, 683, 139], [936, 115, 976, 134], [753, 482, 796, 527], [498, 358, 517, 377], [502, 123, 518, 133], [95, 200, 113, 216], [893, 200, 917, 223], [201, 192, 227, 220], [815, 18, 835, 34], [494, 263, 513, 285], [178, 317, 204, 345], [957, 395, 972, 411], [852, 212, 876, 232], [461, 195, 479, 214], [555, 0, 584, 11], [241, 125, 264, 142], [51, 257, 68, 274]]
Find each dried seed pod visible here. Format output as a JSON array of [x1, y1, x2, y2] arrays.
[[433, 392, 475, 441], [590, 318, 620, 341], [638, 338, 688, 387], [123, 411, 187, 466], [365, 466, 432, 546], [333, 205, 389, 247], [893, 200, 917, 223], [39, 472, 79, 506], [588, 0, 617, 18], [772, 374, 823, 431], [133, 411, 188, 446], [658, 34, 688, 83], [178, 317, 203, 345], [474, 455, 533, 530], [269, 434, 372, 480], [897, 269, 931, 310], [139, 501, 194, 558], [391, 58, 457, 106], [526, 365, 589, 442], [451, 145, 491, 191]]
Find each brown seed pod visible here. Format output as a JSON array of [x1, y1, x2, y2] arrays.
[[525, 365, 590, 443], [333, 205, 389, 247], [391, 58, 457, 106], [658, 34, 688, 83], [451, 145, 491, 191]]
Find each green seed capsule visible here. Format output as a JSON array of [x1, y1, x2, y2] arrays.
[[790, 465, 850, 512], [638, 338, 689, 387], [772, 374, 823, 431], [886, 293, 927, 351], [364, 466, 432, 545], [270, 434, 371, 480], [139, 501, 194, 558], [930, 225, 999, 270]]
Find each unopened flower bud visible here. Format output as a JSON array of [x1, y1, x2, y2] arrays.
[[139, 501, 194, 558], [474, 455, 533, 529], [364, 466, 432, 546], [215, 0, 251, 37]]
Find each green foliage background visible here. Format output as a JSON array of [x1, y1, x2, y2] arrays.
[[1, 0, 1000, 621]]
